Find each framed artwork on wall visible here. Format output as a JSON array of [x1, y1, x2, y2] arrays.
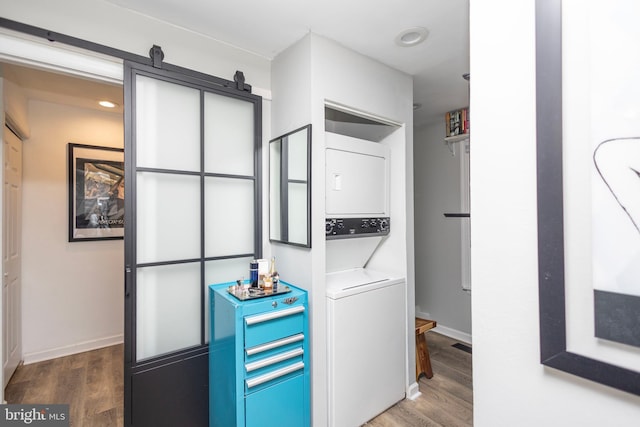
[[68, 143, 124, 242], [536, 0, 640, 396]]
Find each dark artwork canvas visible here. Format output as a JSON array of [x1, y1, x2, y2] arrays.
[[68, 143, 124, 241]]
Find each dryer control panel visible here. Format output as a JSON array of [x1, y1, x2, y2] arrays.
[[325, 217, 390, 239]]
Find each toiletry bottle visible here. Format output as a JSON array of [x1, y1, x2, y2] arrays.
[[263, 276, 273, 291], [270, 257, 279, 291], [250, 260, 259, 288]]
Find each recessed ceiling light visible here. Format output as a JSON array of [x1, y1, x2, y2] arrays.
[[99, 100, 117, 108], [395, 27, 429, 47]]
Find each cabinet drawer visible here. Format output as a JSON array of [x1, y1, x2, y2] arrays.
[[244, 306, 305, 348], [245, 361, 305, 394], [245, 347, 304, 391], [246, 347, 304, 373], [245, 333, 304, 363], [245, 373, 305, 427]]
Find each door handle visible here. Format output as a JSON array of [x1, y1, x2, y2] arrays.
[[245, 306, 304, 326], [245, 348, 304, 372], [246, 333, 304, 356], [245, 362, 304, 389], [125, 267, 132, 296]]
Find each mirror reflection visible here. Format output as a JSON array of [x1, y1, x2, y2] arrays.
[[269, 124, 311, 247]]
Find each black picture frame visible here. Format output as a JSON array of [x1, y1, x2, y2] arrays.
[[535, 0, 640, 396], [68, 143, 124, 242]]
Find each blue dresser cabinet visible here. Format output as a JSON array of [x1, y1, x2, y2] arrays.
[[209, 282, 310, 427]]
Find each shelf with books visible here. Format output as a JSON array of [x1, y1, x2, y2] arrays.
[[445, 107, 470, 137]]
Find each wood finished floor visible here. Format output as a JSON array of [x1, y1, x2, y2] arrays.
[[4, 332, 471, 427], [4, 344, 124, 427], [364, 332, 473, 427]]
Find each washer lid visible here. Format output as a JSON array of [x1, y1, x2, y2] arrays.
[[326, 268, 405, 299]]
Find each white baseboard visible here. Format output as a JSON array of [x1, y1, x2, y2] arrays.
[[433, 324, 472, 345], [415, 309, 472, 345], [406, 381, 421, 400], [23, 334, 124, 365]]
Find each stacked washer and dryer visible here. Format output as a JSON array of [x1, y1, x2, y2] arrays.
[[325, 132, 406, 427]]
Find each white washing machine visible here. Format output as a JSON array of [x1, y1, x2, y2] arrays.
[[324, 132, 406, 426], [326, 267, 406, 427]]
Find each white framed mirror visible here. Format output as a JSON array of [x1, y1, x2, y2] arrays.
[[269, 124, 311, 247]]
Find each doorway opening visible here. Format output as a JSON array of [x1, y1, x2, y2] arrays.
[[1, 58, 125, 425]]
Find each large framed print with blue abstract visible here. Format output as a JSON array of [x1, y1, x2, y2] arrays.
[[68, 143, 124, 242], [536, 0, 640, 396]]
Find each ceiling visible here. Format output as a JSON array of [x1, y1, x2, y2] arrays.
[[105, 0, 470, 128], [2, 0, 469, 129], [1, 63, 124, 114]]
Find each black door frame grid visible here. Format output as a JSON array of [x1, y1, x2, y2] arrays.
[[123, 59, 262, 426]]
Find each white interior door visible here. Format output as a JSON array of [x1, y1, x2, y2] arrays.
[[3, 125, 22, 387]]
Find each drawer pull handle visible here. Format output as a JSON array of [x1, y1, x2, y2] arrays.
[[246, 334, 305, 356], [246, 362, 305, 389], [245, 348, 304, 372], [245, 306, 305, 326]]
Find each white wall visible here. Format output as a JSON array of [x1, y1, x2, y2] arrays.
[[0, 0, 270, 92], [272, 33, 415, 426], [2, 77, 30, 138], [270, 33, 313, 290], [22, 100, 123, 363], [414, 121, 471, 341], [471, 1, 640, 426]]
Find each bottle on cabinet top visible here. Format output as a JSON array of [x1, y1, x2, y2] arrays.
[[270, 257, 279, 290]]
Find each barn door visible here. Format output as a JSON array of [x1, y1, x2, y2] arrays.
[[123, 56, 261, 426]]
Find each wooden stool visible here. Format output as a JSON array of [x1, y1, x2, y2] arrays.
[[415, 317, 437, 380]]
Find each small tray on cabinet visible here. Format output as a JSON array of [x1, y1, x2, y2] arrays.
[[227, 284, 291, 301]]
